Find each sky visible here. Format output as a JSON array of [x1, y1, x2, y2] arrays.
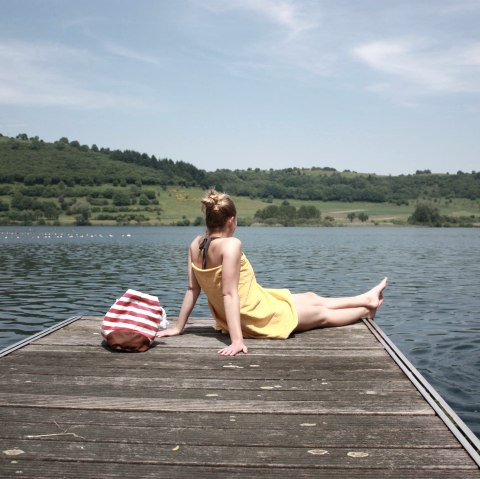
[[1, 0, 479, 175]]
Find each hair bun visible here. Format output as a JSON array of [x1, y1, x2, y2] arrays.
[[201, 189, 219, 210], [201, 188, 237, 229]]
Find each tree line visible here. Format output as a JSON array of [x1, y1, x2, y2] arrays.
[[1, 133, 480, 203], [254, 201, 322, 226]]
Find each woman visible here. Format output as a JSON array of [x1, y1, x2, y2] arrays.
[[157, 189, 388, 356]]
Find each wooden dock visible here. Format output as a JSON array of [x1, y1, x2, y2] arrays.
[[1, 316, 479, 478]]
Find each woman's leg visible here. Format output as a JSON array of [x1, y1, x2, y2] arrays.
[[293, 301, 369, 332], [297, 277, 387, 310], [292, 277, 387, 332]]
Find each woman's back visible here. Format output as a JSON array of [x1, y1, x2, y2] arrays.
[[190, 235, 241, 270]]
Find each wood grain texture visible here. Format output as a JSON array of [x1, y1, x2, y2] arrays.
[[1, 316, 478, 478]]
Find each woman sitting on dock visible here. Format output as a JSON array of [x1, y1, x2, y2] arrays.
[[157, 189, 388, 356]]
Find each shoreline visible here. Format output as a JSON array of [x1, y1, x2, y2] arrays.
[[0, 221, 478, 228]]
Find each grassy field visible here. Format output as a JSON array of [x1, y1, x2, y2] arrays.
[[88, 188, 413, 225], [2, 185, 479, 226], [104, 190, 480, 226]]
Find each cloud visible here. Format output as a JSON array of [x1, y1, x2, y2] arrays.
[[236, 0, 318, 37], [0, 41, 143, 109], [196, 0, 333, 78], [200, 0, 319, 37], [102, 42, 160, 66], [352, 38, 480, 97]]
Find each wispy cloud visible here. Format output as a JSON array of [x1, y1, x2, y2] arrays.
[[200, 0, 319, 37], [352, 38, 480, 98], [102, 42, 161, 66], [234, 0, 318, 37], [0, 41, 144, 109], [196, 0, 333, 78]]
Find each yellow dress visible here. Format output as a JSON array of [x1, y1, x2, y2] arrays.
[[192, 253, 298, 339]]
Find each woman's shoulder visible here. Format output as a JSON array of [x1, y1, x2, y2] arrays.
[[222, 236, 241, 245], [220, 236, 242, 251], [218, 238, 242, 265]]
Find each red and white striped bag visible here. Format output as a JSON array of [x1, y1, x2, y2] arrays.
[[102, 289, 168, 352]]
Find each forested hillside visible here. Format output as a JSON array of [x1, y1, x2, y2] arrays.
[[0, 134, 201, 186], [1, 133, 479, 203], [0, 133, 479, 227], [208, 167, 480, 203]]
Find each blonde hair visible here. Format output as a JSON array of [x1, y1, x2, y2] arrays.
[[201, 189, 237, 229]]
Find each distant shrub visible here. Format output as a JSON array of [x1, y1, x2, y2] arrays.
[[408, 203, 441, 225], [112, 190, 132, 206]]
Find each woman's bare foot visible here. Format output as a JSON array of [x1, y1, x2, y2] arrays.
[[366, 293, 384, 320], [363, 277, 387, 315]]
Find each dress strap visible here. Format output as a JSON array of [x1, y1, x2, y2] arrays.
[[199, 236, 220, 269]]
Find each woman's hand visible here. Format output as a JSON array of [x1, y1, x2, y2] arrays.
[[156, 326, 183, 338], [218, 341, 248, 356]]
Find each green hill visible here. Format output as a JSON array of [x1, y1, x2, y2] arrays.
[[1, 133, 479, 226], [0, 135, 198, 186]]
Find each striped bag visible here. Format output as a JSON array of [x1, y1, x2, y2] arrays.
[[101, 289, 168, 352]]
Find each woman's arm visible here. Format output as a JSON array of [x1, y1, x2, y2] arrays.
[[156, 245, 200, 338], [218, 238, 248, 356]]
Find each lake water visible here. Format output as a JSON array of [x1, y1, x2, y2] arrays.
[[1, 226, 479, 437]]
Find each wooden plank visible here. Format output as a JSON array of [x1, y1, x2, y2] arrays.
[[2, 462, 480, 479], [0, 407, 447, 431], [0, 373, 417, 392], [0, 364, 407, 381], [0, 348, 396, 366], [0, 407, 464, 455], [1, 419, 461, 449], [0, 392, 434, 415], [0, 354, 407, 385], [0, 439, 477, 469], [0, 385, 426, 407]]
